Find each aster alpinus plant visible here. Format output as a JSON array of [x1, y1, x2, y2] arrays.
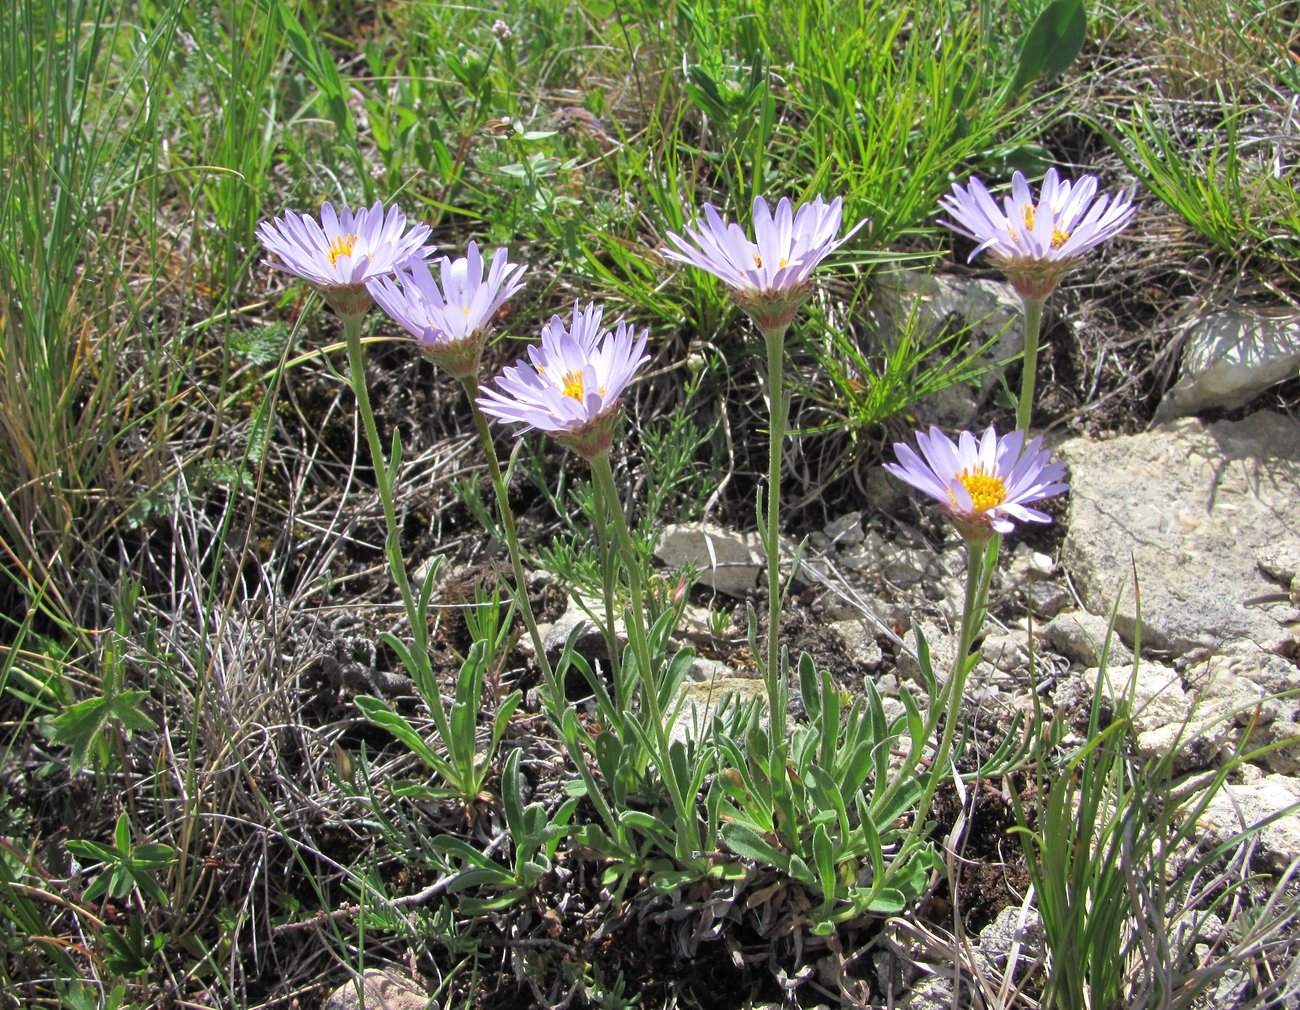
[[258, 202, 524, 802], [662, 195, 862, 762], [939, 169, 1134, 431], [368, 242, 551, 678], [478, 304, 714, 870], [883, 425, 1067, 858]]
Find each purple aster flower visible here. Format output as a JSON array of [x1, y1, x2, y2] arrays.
[[662, 195, 864, 332], [477, 302, 649, 459], [256, 200, 434, 317], [884, 426, 1068, 542], [367, 242, 526, 378], [939, 169, 1134, 300]]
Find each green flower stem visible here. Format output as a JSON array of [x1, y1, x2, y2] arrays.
[[589, 452, 693, 826], [460, 376, 553, 686], [1015, 296, 1046, 433], [897, 535, 997, 863], [588, 474, 624, 698], [341, 314, 447, 732], [759, 323, 793, 759]]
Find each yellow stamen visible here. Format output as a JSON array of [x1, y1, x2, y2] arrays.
[[1051, 227, 1070, 249], [1021, 204, 1035, 231], [561, 370, 585, 400], [327, 233, 358, 265], [779, 257, 789, 268], [462, 306, 471, 315], [753, 253, 763, 268], [951, 468, 1007, 514]]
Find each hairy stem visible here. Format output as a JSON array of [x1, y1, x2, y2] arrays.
[[1015, 296, 1046, 432], [460, 376, 554, 685], [761, 323, 792, 756], [342, 314, 446, 732], [589, 452, 692, 826]]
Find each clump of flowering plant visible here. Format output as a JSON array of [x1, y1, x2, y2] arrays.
[[368, 242, 526, 379], [477, 302, 649, 460], [663, 194, 862, 759], [662, 195, 861, 333], [256, 200, 433, 318], [885, 424, 1068, 866], [939, 169, 1135, 431], [884, 425, 1069, 543]]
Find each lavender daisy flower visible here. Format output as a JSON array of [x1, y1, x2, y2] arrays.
[[367, 242, 526, 378], [885, 426, 1068, 542], [477, 302, 649, 459], [256, 200, 433, 317], [939, 169, 1134, 300], [662, 195, 863, 332]]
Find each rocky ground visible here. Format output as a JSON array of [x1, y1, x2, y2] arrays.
[[310, 268, 1300, 1009]]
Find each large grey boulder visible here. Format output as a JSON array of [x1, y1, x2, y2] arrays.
[[1059, 413, 1300, 655]]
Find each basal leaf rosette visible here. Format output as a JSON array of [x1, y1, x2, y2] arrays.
[[939, 169, 1134, 300], [885, 426, 1069, 543], [477, 302, 649, 460], [368, 242, 527, 378], [256, 200, 434, 318], [662, 195, 863, 333]]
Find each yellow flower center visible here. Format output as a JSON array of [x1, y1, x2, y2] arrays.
[[779, 257, 789, 268], [952, 468, 1007, 513], [328, 233, 359, 265], [1051, 227, 1070, 248], [561, 370, 585, 400], [1021, 204, 1035, 230]]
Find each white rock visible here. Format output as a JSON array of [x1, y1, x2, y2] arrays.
[[687, 656, 734, 684], [1088, 661, 1192, 730], [1060, 413, 1300, 655], [668, 677, 767, 746], [1198, 773, 1300, 870], [979, 632, 1031, 673], [823, 511, 866, 546], [1157, 307, 1300, 420], [655, 523, 763, 597], [323, 970, 429, 1010], [1041, 610, 1134, 667], [1189, 648, 1300, 774], [828, 619, 884, 668]]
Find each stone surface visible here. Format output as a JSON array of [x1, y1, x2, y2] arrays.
[[872, 268, 1024, 426], [1026, 580, 1072, 618], [1189, 646, 1300, 774], [897, 621, 958, 684], [979, 631, 1031, 673], [1198, 772, 1300, 870], [655, 523, 763, 596], [687, 655, 734, 684], [668, 677, 767, 745], [536, 592, 623, 669], [1040, 610, 1134, 667], [828, 619, 884, 668], [1156, 306, 1300, 420], [976, 903, 1042, 966], [322, 970, 429, 1010], [1059, 413, 1300, 655], [823, 511, 866, 546]]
